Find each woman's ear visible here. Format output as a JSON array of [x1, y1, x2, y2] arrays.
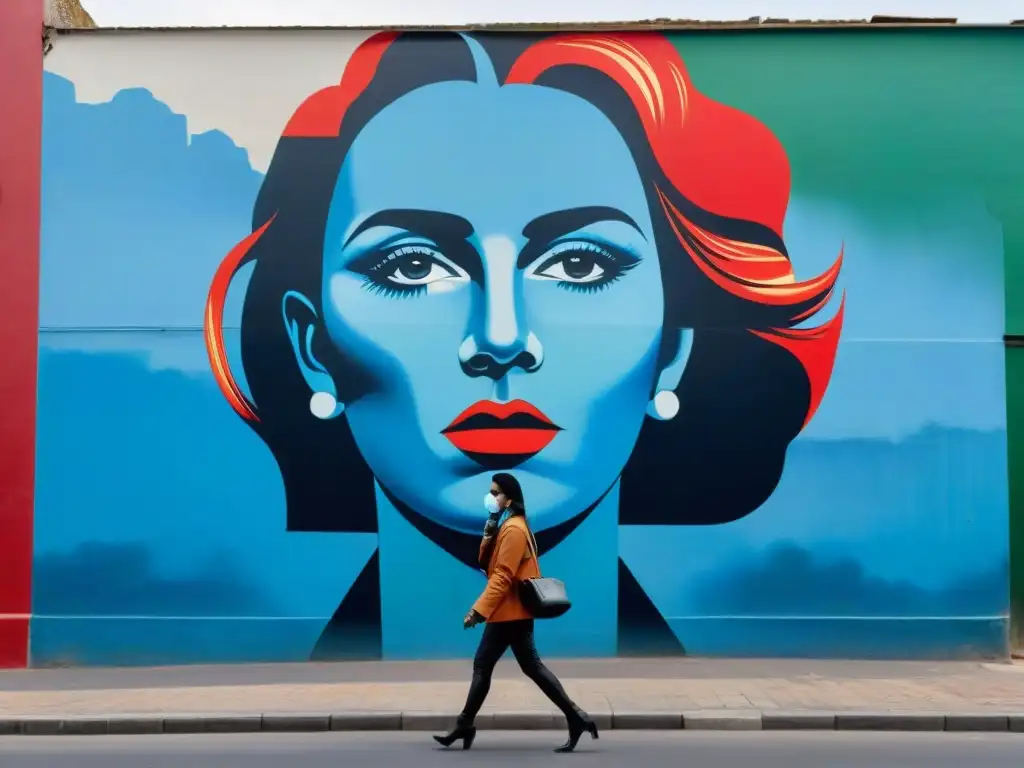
[[646, 328, 693, 421], [282, 290, 343, 420]]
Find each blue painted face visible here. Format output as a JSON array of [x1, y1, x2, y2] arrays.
[[293, 78, 669, 534]]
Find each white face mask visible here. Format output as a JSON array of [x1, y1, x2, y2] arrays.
[[484, 493, 502, 516]]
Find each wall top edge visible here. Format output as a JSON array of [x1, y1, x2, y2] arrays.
[[46, 17, 1024, 33]]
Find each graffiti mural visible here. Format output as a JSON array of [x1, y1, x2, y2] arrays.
[[32, 28, 1013, 665], [202, 32, 843, 658]]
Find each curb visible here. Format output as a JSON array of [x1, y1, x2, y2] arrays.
[[2, 710, 1024, 735]]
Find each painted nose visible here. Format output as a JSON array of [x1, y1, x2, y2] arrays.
[[459, 235, 544, 380]]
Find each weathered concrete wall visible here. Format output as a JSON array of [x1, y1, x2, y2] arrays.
[[44, 0, 96, 29]]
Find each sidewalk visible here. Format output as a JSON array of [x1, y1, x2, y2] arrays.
[[2, 658, 1024, 734]]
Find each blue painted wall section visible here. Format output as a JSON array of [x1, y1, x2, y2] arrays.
[[34, 30, 1011, 665]]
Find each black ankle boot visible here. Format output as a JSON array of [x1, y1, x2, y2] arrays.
[[433, 723, 477, 750], [555, 711, 599, 753]]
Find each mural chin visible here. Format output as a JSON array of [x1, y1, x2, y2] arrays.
[[385, 468, 600, 535]]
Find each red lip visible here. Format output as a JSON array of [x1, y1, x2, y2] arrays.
[[442, 399, 561, 458]]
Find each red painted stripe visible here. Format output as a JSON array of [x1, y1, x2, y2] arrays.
[[0, 619, 31, 668], [0, 0, 41, 668]]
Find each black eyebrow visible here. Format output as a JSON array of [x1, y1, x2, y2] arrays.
[[343, 209, 475, 247], [518, 206, 645, 267]]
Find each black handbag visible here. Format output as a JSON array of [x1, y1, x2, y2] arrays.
[[518, 529, 572, 619]]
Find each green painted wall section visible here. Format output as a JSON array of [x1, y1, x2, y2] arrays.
[[673, 30, 1023, 225], [674, 28, 1024, 649], [1009, 351, 1024, 649]]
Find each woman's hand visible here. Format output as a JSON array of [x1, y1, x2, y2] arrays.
[[482, 510, 502, 537], [463, 609, 484, 629]]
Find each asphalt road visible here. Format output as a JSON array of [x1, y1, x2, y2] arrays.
[[1, 732, 1022, 767]]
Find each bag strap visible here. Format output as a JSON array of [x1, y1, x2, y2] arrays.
[[523, 519, 541, 577]]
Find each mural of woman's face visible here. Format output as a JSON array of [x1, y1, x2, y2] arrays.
[[285, 77, 675, 534]]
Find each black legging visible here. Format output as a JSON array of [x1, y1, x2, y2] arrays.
[[457, 619, 583, 727]]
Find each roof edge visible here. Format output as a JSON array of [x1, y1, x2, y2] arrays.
[[45, 16, 1024, 33]]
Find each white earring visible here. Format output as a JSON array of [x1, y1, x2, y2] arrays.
[[651, 390, 679, 421], [309, 391, 342, 420]]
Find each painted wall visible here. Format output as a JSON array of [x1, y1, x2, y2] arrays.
[[0, 0, 42, 669], [28, 28, 1016, 666], [1005, 121, 1024, 652]]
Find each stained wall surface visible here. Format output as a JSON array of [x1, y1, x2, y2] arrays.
[[27, 28, 1016, 665]]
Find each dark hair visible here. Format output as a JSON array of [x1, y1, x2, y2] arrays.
[[206, 32, 840, 567], [492, 472, 525, 513]]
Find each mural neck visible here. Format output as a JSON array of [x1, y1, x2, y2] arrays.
[[374, 480, 620, 658]]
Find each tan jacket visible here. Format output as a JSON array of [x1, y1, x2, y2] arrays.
[[472, 514, 541, 623]]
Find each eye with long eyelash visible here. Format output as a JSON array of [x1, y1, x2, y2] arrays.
[[352, 244, 462, 298], [530, 241, 640, 294]]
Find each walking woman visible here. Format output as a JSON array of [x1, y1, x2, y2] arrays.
[[434, 473, 599, 753]]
